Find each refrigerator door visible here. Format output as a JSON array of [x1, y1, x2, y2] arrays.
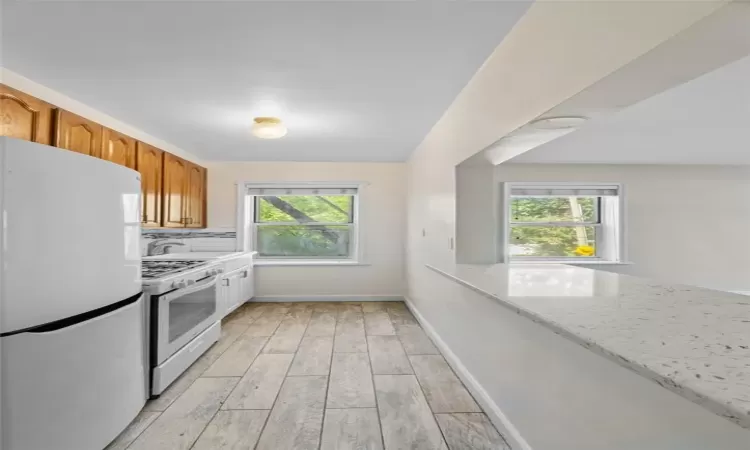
[[1, 294, 146, 450], [0, 137, 141, 334]]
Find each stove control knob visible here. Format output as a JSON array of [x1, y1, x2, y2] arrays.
[[172, 280, 187, 289], [187, 279, 196, 285], [216, 267, 225, 274]]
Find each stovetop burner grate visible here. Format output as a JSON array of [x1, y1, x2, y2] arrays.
[[142, 260, 208, 280]]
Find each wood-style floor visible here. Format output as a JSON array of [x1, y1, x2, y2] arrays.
[[106, 302, 509, 450]]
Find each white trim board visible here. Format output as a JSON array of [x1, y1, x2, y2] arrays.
[[404, 296, 532, 450], [251, 295, 404, 303]]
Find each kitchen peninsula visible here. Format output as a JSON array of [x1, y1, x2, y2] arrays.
[[409, 262, 750, 450]]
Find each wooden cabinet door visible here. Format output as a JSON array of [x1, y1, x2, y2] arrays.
[[163, 152, 188, 228], [136, 142, 163, 228], [185, 163, 206, 228], [54, 110, 102, 157], [0, 84, 54, 144], [101, 128, 136, 168]]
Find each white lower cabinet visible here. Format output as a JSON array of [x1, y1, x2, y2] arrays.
[[219, 265, 254, 316]]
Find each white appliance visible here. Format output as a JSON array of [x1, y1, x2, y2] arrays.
[[0, 137, 145, 450], [142, 259, 223, 396]]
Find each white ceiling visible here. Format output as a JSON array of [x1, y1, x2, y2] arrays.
[[1, 0, 530, 162], [510, 52, 750, 165]]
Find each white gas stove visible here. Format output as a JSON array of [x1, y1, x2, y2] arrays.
[[142, 260, 224, 294], [141, 259, 224, 397]]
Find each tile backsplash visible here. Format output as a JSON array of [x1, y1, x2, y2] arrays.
[[141, 228, 238, 255]]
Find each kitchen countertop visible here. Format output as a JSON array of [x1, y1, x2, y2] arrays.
[[426, 262, 750, 429], [143, 251, 257, 261]]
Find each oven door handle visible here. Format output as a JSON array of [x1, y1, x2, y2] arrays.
[[163, 275, 219, 301]]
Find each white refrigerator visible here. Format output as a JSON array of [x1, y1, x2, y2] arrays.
[[0, 137, 146, 450]]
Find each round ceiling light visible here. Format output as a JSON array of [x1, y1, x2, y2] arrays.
[[252, 117, 287, 139], [529, 116, 588, 130]]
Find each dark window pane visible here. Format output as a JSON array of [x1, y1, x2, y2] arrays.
[[257, 195, 353, 223], [510, 197, 597, 223], [510, 226, 596, 257], [256, 225, 351, 258]]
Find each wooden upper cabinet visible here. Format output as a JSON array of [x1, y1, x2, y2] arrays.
[[0, 84, 54, 144], [162, 152, 189, 228], [101, 128, 136, 168], [54, 110, 102, 157], [136, 142, 163, 228], [185, 163, 206, 228]]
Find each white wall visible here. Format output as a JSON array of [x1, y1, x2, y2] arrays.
[[495, 164, 750, 292], [207, 162, 406, 298]]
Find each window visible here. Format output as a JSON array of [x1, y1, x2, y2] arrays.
[[248, 186, 358, 260], [507, 184, 622, 262]]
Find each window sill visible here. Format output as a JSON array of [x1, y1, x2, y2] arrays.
[[510, 260, 634, 266], [254, 259, 370, 267]]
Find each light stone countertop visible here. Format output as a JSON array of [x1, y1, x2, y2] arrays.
[[427, 262, 750, 429]]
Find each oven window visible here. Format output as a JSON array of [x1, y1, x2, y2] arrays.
[[168, 287, 217, 343]]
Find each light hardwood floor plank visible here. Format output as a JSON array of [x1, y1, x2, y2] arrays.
[[289, 336, 334, 376], [435, 413, 509, 450], [305, 311, 337, 337], [367, 335, 413, 375], [222, 353, 294, 410], [364, 311, 396, 336], [320, 408, 383, 450], [223, 304, 262, 325], [286, 304, 314, 322], [191, 410, 269, 450], [255, 376, 328, 450], [129, 377, 238, 450], [387, 307, 418, 326], [104, 411, 160, 450], [312, 302, 339, 312], [244, 312, 285, 337], [409, 355, 480, 413], [263, 315, 310, 353], [334, 312, 367, 353], [327, 353, 376, 408], [361, 301, 389, 313], [374, 375, 447, 450], [203, 335, 268, 377], [397, 324, 440, 355]]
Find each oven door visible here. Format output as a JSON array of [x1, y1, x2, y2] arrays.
[[155, 275, 220, 365]]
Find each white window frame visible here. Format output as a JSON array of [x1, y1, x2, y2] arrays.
[[236, 181, 365, 266], [503, 182, 625, 264]]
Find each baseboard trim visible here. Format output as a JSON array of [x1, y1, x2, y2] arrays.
[[404, 296, 532, 450], [251, 295, 405, 303]]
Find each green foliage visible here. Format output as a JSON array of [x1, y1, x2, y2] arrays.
[[510, 197, 597, 257], [256, 195, 353, 257], [258, 195, 352, 223]]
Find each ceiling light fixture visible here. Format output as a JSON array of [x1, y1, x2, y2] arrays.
[[251, 117, 287, 139], [529, 116, 588, 130]]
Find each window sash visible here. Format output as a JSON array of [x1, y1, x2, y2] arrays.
[[253, 195, 355, 224], [509, 223, 603, 259], [510, 186, 619, 196], [252, 223, 356, 260], [509, 196, 601, 225]]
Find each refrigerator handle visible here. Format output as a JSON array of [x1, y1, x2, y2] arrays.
[[0, 292, 142, 337]]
